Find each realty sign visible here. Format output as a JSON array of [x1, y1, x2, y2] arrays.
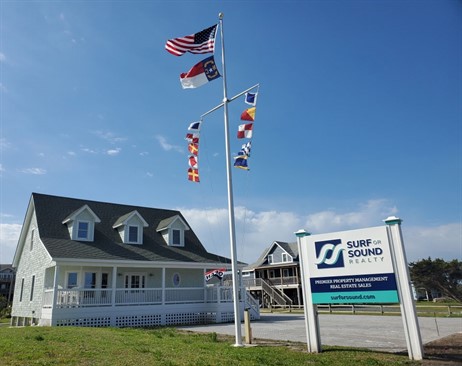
[[300, 226, 399, 304]]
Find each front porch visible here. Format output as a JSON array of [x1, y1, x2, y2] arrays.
[[11, 263, 260, 327]]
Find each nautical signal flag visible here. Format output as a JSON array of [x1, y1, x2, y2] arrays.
[[188, 121, 201, 131], [165, 24, 217, 56], [245, 92, 257, 106], [188, 155, 198, 169], [188, 143, 199, 155], [241, 107, 256, 121], [241, 141, 251, 157], [185, 133, 199, 143], [237, 123, 253, 139], [180, 56, 221, 89], [234, 153, 249, 170], [188, 168, 200, 182]]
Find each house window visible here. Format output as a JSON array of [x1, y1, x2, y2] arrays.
[[283, 268, 291, 277], [128, 226, 139, 243], [30, 229, 35, 251], [172, 229, 181, 246], [67, 272, 78, 288], [125, 274, 146, 289], [281, 253, 292, 263], [77, 221, 89, 240], [267, 254, 273, 264], [30, 275, 35, 301], [19, 278, 24, 302]]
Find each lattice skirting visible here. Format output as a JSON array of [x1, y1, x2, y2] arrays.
[[53, 311, 234, 328], [56, 317, 111, 327]]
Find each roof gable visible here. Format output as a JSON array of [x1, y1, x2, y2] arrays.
[[113, 210, 149, 228], [62, 204, 101, 224], [156, 215, 190, 232]]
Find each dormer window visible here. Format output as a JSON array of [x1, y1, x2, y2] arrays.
[[62, 205, 101, 242], [113, 211, 148, 245], [156, 215, 190, 247], [172, 229, 181, 246], [128, 226, 139, 243], [281, 252, 293, 263], [77, 221, 89, 240]]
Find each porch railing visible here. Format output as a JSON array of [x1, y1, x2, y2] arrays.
[[43, 286, 241, 308], [243, 276, 300, 287]]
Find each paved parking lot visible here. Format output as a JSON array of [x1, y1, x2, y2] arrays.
[[179, 313, 462, 352]]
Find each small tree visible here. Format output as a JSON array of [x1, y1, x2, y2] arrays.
[[0, 295, 10, 319], [409, 258, 462, 302]]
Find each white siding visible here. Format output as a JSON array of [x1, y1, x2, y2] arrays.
[[11, 211, 52, 320]]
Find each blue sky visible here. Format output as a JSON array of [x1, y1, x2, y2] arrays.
[[1, 1, 460, 265]]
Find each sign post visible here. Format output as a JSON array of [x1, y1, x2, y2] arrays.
[[295, 230, 321, 353], [297, 219, 423, 360], [385, 216, 423, 360]]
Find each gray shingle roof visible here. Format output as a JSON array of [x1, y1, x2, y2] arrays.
[[32, 193, 231, 265]]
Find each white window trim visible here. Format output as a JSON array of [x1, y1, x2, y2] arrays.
[[76, 220, 91, 241], [169, 228, 184, 247], [126, 225, 142, 244], [66, 271, 79, 289], [281, 252, 293, 263], [267, 254, 273, 264]]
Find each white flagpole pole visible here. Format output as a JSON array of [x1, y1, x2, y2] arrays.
[[218, 12, 243, 347]]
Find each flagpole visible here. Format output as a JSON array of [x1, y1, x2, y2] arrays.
[[218, 12, 243, 347]]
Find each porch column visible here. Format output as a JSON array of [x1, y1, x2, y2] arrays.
[[52, 265, 59, 309], [161, 268, 166, 305], [111, 267, 117, 307]]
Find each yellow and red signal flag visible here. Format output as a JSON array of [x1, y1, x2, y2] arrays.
[[240, 107, 256, 122], [188, 143, 199, 155], [188, 168, 200, 182]]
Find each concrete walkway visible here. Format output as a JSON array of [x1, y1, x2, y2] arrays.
[[178, 313, 462, 353]]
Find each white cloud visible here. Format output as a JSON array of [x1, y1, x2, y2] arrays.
[[0, 83, 7, 93], [404, 223, 462, 262], [106, 148, 121, 156], [0, 164, 4, 172], [19, 168, 47, 175], [155, 135, 183, 153], [94, 131, 127, 144], [67, 151, 76, 156], [0, 53, 5, 62], [180, 200, 459, 265], [0, 138, 11, 151], [0, 223, 22, 263], [81, 147, 97, 154]]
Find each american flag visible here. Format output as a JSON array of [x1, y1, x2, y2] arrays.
[[165, 25, 217, 56]]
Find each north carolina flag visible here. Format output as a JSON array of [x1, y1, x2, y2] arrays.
[[237, 123, 253, 139], [245, 92, 257, 106], [188, 121, 202, 131], [180, 56, 221, 89], [188, 155, 198, 169], [241, 107, 256, 121], [188, 143, 199, 155], [188, 168, 200, 182]]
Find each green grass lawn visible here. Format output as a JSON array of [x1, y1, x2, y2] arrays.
[[0, 326, 419, 366]]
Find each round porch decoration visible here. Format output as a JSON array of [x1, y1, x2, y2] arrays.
[[172, 272, 181, 287]]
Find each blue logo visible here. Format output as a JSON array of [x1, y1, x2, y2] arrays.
[[315, 239, 345, 269]]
